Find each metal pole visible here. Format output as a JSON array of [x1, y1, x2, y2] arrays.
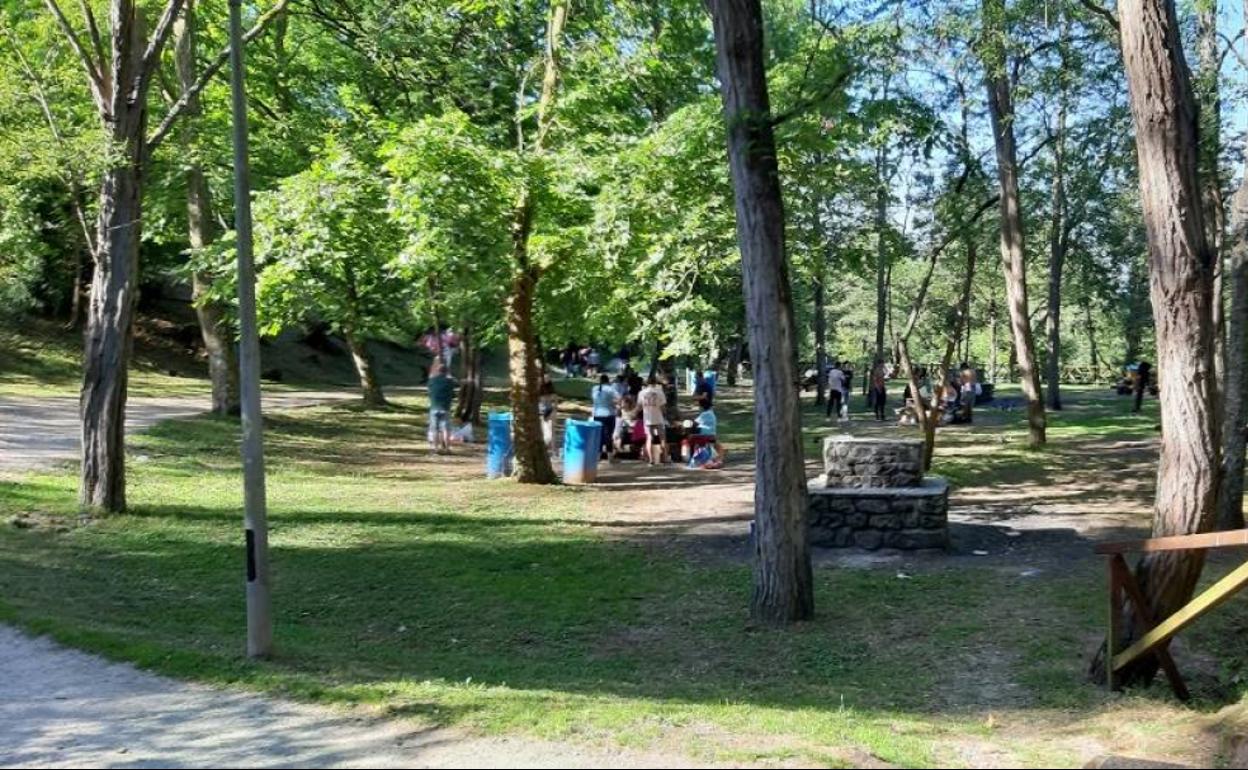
[[228, 0, 272, 659]]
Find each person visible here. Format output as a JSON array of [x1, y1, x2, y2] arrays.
[[538, 377, 558, 452], [841, 363, 854, 416], [626, 366, 644, 397], [613, 372, 630, 399], [586, 348, 601, 377], [939, 377, 960, 424], [440, 328, 460, 368], [870, 361, 887, 421], [826, 360, 845, 419], [638, 374, 668, 464], [693, 371, 714, 407], [958, 369, 977, 424], [684, 396, 724, 467], [590, 374, 619, 461], [1134, 360, 1152, 414], [427, 362, 456, 454], [562, 344, 577, 378]]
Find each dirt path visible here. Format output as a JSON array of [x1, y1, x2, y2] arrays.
[[0, 626, 715, 770], [0, 390, 356, 474]]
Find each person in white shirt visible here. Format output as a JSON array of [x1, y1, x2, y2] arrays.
[[638, 375, 668, 464], [826, 361, 846, 419], [590, 374, 620, 461]]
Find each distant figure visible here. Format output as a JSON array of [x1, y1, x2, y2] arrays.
[[639, 375, 668, 465], [613, 372, 629, 399], [826, 360, 845, 419], [693, 370, 714, 407], [539, 377, 558, 451], [426, 362, 456, 454], [1134, 361, 1152, 414], [842, 363, 854, 414], [586, 348, 601, 377], [590, 374, 619, 461], [870, 361, 887, 421]]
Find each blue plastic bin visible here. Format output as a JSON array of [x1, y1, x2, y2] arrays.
[[562, 419, 602, 485], [486, 412, 514, 479]]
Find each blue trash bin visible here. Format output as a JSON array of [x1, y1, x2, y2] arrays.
[[562, 419, 602, 485], [486, 412, 514, 479]]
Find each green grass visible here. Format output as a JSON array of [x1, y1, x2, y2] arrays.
[[0, 380, 1243, 766]]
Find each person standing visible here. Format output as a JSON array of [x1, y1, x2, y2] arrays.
[[693, 370, 714, 407], [590, 374, 619, 461], [870, 361, 887, 421], [539, 377, 559, 452], [639, 375, 668, 465], [427, 362, 456, 454], [826, 360, 845, 419], [1133, 360, 1152, 414]]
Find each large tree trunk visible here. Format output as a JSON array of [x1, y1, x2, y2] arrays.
[[176, 0, 238, 416], [1090, 0, 1223, 688], [344, 330, 386, 408], [1219, 155, 1248, 530], [982, 0, 1046, 445], [709, 0, 813, 625], [504, 0, 565, 485]]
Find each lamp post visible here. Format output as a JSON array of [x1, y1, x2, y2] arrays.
[[228, 0, 272, 658]]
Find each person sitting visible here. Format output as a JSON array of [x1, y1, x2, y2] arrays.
[[684, 397, 724, 467]]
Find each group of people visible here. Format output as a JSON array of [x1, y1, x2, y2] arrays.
[[543, 367, 723, 468], [560, 343, 603, 378], [823, 358, 982, 426]]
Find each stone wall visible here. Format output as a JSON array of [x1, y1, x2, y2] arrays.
[[821, 436, 924, 488], [808, 479, 950, 550]]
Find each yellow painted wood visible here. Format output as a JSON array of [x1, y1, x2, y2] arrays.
[[1113, 559, 1248, 673]]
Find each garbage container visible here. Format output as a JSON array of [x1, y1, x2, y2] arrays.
[[562, 419, 602, 485], [486, 412, 514, 479]]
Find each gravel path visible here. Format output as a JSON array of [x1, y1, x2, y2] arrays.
[[0, 626, 703, 769], [0, 393, 713, 769], [0, 390, 354, 474]]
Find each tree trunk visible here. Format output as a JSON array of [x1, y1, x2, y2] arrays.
[[1124, 255, 1148, 365], [1090, 0, 1223, 688], [344, 330, 386, 408], [456, 325, 485, 425], [727, 340, 742, 386], [176, 0, 238, 416], [1197, 1, 1226, 394], [1045, 54, 1069, 411], [989, 298, 1000, 382], [1084, 302, 1103, 381], [504, 0, 565, 486], [874, 153, 889, 363], [709, 0, 813, 625], [982, 0, 1046, 445], [812, 203, 827, 406], [1218, 162, 1248, 530], [79, 4, 153, 514]]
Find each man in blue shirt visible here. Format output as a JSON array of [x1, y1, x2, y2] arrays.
[[427, 362, 456, 454], [590, 374, 620, 461]]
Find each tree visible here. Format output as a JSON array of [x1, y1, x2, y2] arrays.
[[707, 0, 813, 625], [251, 144, 408, 407], [1091, 0, 1222, 688], [173, 0, 237, 416], [980, 0, 1046, 447]]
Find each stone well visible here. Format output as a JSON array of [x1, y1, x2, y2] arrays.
[[808, 436, 949, 550]]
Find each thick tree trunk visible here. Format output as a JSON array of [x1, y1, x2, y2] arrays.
[[80, 157, 142, 514], [1219, 165, 1248, 530], [504, 0, 565, 485], [709, 0, 813, 625], [1090, 0, 1223, 688], [982, 0, 1046, 445], [176, 0, 238, 416], [344, 330, 386, 408]]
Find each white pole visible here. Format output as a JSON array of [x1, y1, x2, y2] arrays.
[[228, 0, 272, 658]]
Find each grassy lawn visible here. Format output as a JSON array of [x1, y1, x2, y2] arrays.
[[2, 379, 1247, 767]]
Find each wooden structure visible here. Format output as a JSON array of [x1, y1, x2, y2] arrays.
[[1098, 528, 1248, 699]]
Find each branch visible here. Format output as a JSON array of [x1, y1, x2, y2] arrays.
[[43, 0, 107, 114], [146, 0, 292, 153], [136, 0, 186, 101], [771, 66, 855, 128], [1075, 0, 1119, 32], [78, 0, 106, 73], [1221, 30, 1248, 70]]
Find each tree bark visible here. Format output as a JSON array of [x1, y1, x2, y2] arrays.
[[344, 329, 386, 408], [456, 324, 485, 425], [708, 0, 813, 625], [1090, 0, 1223, 688], [1218, 160, 1248, 530], [176, 0, 238, 416], [982, 0, 1046, 445], [504, 0, 565, 485]]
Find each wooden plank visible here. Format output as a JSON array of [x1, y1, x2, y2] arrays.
[[1107, 556, 1121, 691], [1113, 559, 1248, 673], [1112, 555, 1190, 701], [1096, 529, 1248, 555]]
